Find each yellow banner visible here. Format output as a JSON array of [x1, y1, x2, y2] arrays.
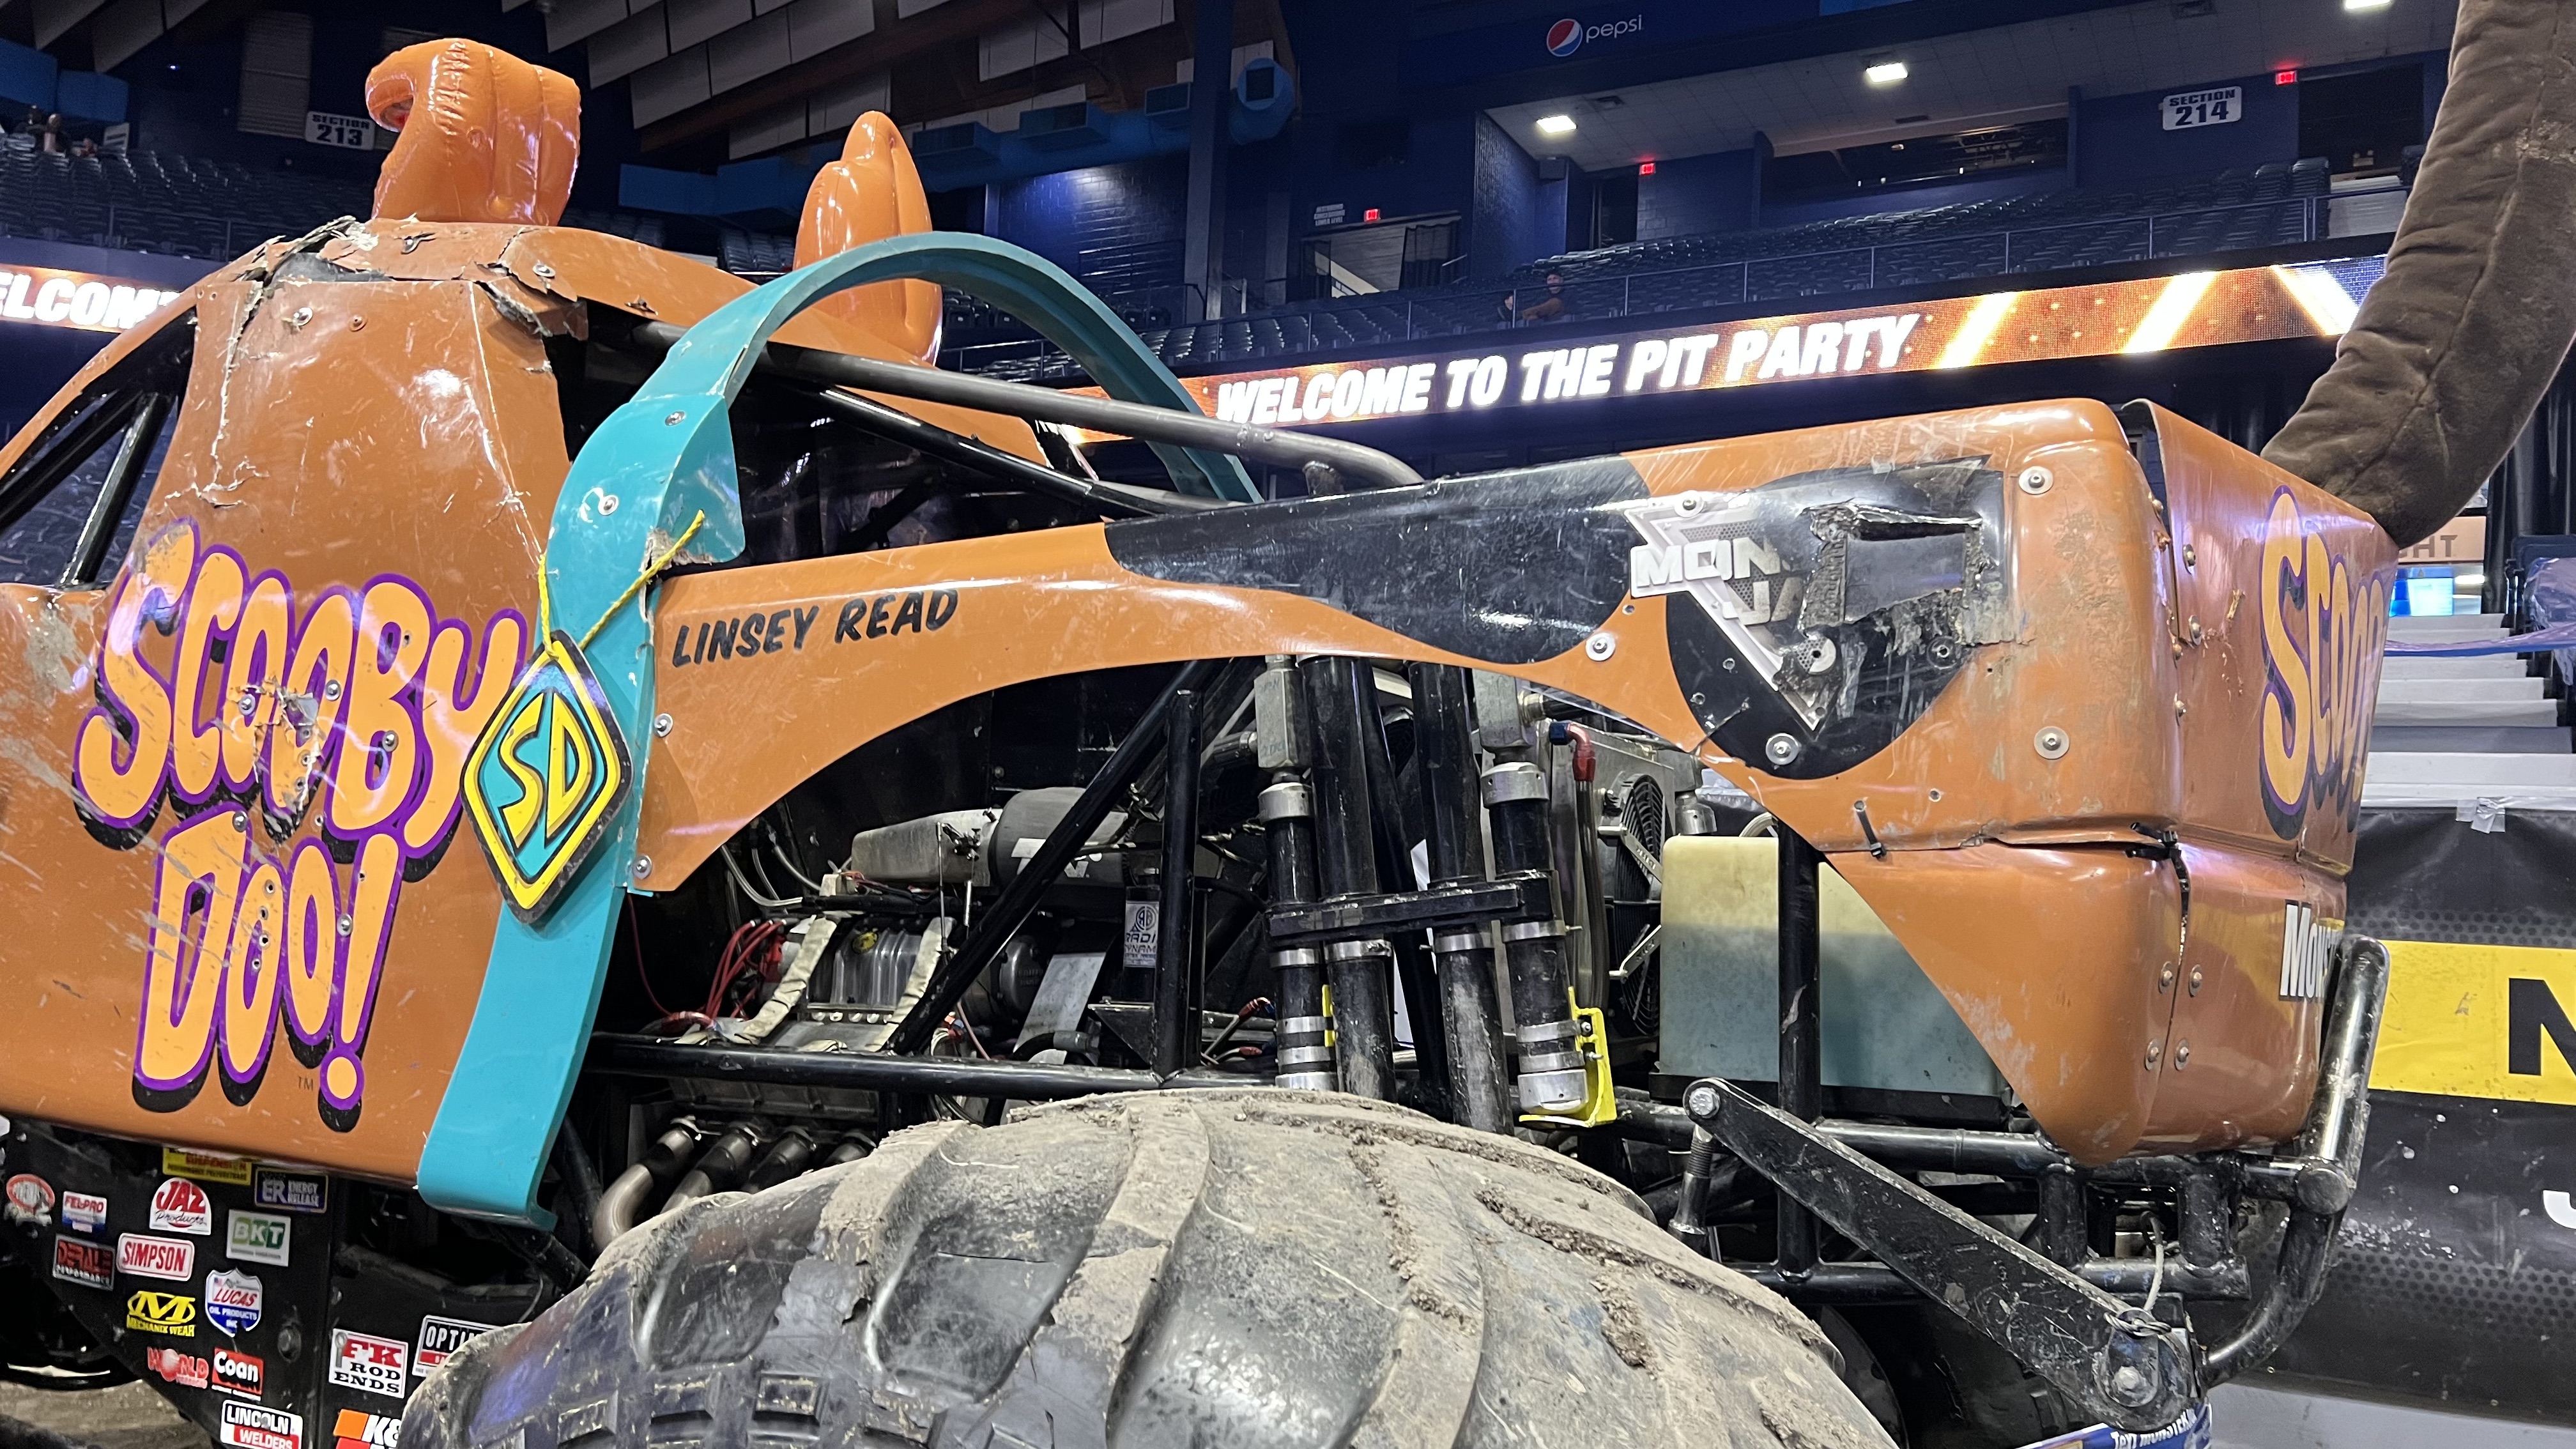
[[2372, 939, 2576, 1106]]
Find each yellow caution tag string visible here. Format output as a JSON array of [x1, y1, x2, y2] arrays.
[[580, 511, 706, 650]]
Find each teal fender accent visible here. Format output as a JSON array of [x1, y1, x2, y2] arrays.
[[415, 233, 1244, 1220]]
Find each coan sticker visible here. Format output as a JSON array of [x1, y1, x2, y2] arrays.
[[4, 1172, 54, 1223], [413, 1315, 498, 1374], [150, 1177, 213, 1235], [163, 1147, 254, 1185], [461, 631, 632, 924], [61, 1190, 108, 1233], [214, 1346, 264, 1398], [205, 1268, 263, 1335], [332, 1410, 402, 1449], [71, 521, 529, 1132], [128, 1289, 198, 1336], [219, 1401, 303, 1449], [146, 1346, 210, 1388], [2256, 488, 2389, 839], [252, 1167, 327, 1214], [119, 1232, 197, 1280], [52, 1236, 114, 1289], [328, 1330, 409, 1397], [228, 1209, 293, 1267]]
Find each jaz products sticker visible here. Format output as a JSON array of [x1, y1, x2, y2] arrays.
[[228, 1209, 292, 1267], [52, 1236, 114, 1289], [213, 1347, 264, 1399], [61, 1190, 108, 1233], [118, 1232, 197, 1281], [328, 1330, 408, 1398], [4, 1172, 55, 1223], [162, 1148, 255, 1185], [128, 1289, 197, 1337], [332, 1410, 401, 1449], [252, 1168, 328, 1215], [220, 1401, 303, 1449], [413, 1315, 498, 1374], [205, 1269, 263, 1335], [146, 1346, 210, 1388], [150, 1177, 213, 1235]]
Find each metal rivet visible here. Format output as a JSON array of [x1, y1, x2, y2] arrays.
[[337, 915, 353, 937], [533, 263, 556, 279], [2159, 963, 2175, 992], [598, 494, 619, 515], [2174, 1041, 2191, 1069], [2110, 1365, 2152, 1406], [1685, 1083, 1721, 1119], [2188, 965, 2203, 995], [1765, 733, 1800, 765], [1584, 632, 1616, 661], [2182, 544, 2198, 567], [2187, 617, 2204, 645], [1928, 788, 1942, 801], [652, 712, 673, 737], [231, 811, 248, 831], [1675, 491, 1706, 515], [289, 306, 312, 328], [2034, 724, 2069, 760], [664, 411, 686, 425], [2017, 465, 2052, 494], [2174, 696, 2188, 718], [322, 680, 342, 701], [348, 316, 364, 331], [631, 857, 652, 878], [2145, 1039, 2163, 1068]]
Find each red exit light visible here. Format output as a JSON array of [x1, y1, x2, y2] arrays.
[[1639, 161, 1656, 175], [1363, 207, 1381, 222], [2274, 68, 2299, 85]]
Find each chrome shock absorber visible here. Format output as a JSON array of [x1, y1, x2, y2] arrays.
[[1253, 657, 1336, 1091], [1472, 674, 1587, 1115]]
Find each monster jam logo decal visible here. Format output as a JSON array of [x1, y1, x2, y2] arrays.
[[2256, 489, 2387, 839], [70, 521, 528, 1130]]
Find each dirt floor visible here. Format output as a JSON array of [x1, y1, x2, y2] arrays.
[[0, 1383, 207, 1449]]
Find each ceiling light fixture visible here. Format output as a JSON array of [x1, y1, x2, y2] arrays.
[[2342, 0, 2391, 10], [1864, 61, 1909, 85], [1536, 114, 1578, 136]]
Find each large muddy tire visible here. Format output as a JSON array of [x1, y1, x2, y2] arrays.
[[405, 1090, 1892, 1448]]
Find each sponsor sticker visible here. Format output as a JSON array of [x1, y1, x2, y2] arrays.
[[327, 1330, 408, 1398], [150, 1177, 213, 1236], [213, 1347, 264, 1399], [5, 1172, 56, 1223], [126, 1289, 197, 1337], [145, 1346, 210, 1388], [162, 1148, 255, 1185], [252, 1169, 328, 1215], [413, 1315, 498, 1374], [118, 1232, 197, 1281], [332, 1410, 402, 1449], [205, 1268, 263, 1335], [52, 1236, 114, 1290], [220, 1401, 304, 1449], [228, 1209, 293, 1267], [61, 1190, 108, 1233]]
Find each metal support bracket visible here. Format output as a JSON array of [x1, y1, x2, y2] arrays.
[[1265, 870, 1553, 947], [1687, 1077, 2199, 1432]]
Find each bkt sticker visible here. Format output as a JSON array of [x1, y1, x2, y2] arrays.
[[462, 631, 632, 923]]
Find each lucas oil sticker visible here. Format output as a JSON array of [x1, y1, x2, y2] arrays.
[[72, 521, 528, 1132], [205, 1269, 263, 1335], [328, 1330, 408, 1398]]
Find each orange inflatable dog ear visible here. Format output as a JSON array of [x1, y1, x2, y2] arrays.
[[795, 112, 942, 366], [366, 40, 579, 226]]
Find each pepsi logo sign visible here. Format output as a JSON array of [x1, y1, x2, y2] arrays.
[[1546, 18, 1581, 55], [1545, 15, 1642, 58]]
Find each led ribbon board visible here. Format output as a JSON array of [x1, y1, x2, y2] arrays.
[[1072, 256, 2382, 434]]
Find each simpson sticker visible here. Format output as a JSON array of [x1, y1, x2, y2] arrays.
[[328, 1330, 408, 1398], [119, 1232, 197, 1280], [162, 1148, 255, 1185], [4, 1173, 56, 1223], [205, 1269, 263, 1335], [128, 1290, 197, 1336], [146, 1346, 210, 1388], [52, 1236, 114, 1289], [150, 1177, 213, 1235], [214, 1347, 264, 1398], [220, 1401, 303, 1449], [227, 1209, 292, 1267], [61, 1190, 108, 1233], [413, 1315, 498, 1374], [252, 1168, 328, 1214], [332, 1410, 402, 1449]]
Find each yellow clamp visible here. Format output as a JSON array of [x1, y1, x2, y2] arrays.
[[1522, 992, 1618, 1128]]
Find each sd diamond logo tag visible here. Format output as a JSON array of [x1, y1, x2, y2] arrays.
[[463, 631, 632, 923]]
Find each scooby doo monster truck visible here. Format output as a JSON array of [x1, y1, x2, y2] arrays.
[[4, 11, 2565, 1446]]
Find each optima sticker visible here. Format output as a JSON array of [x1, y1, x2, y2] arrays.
[[413, 1315, 498, 1374]]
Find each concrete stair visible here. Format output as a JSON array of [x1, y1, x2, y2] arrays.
[[2365, 613, 2576, 807]]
